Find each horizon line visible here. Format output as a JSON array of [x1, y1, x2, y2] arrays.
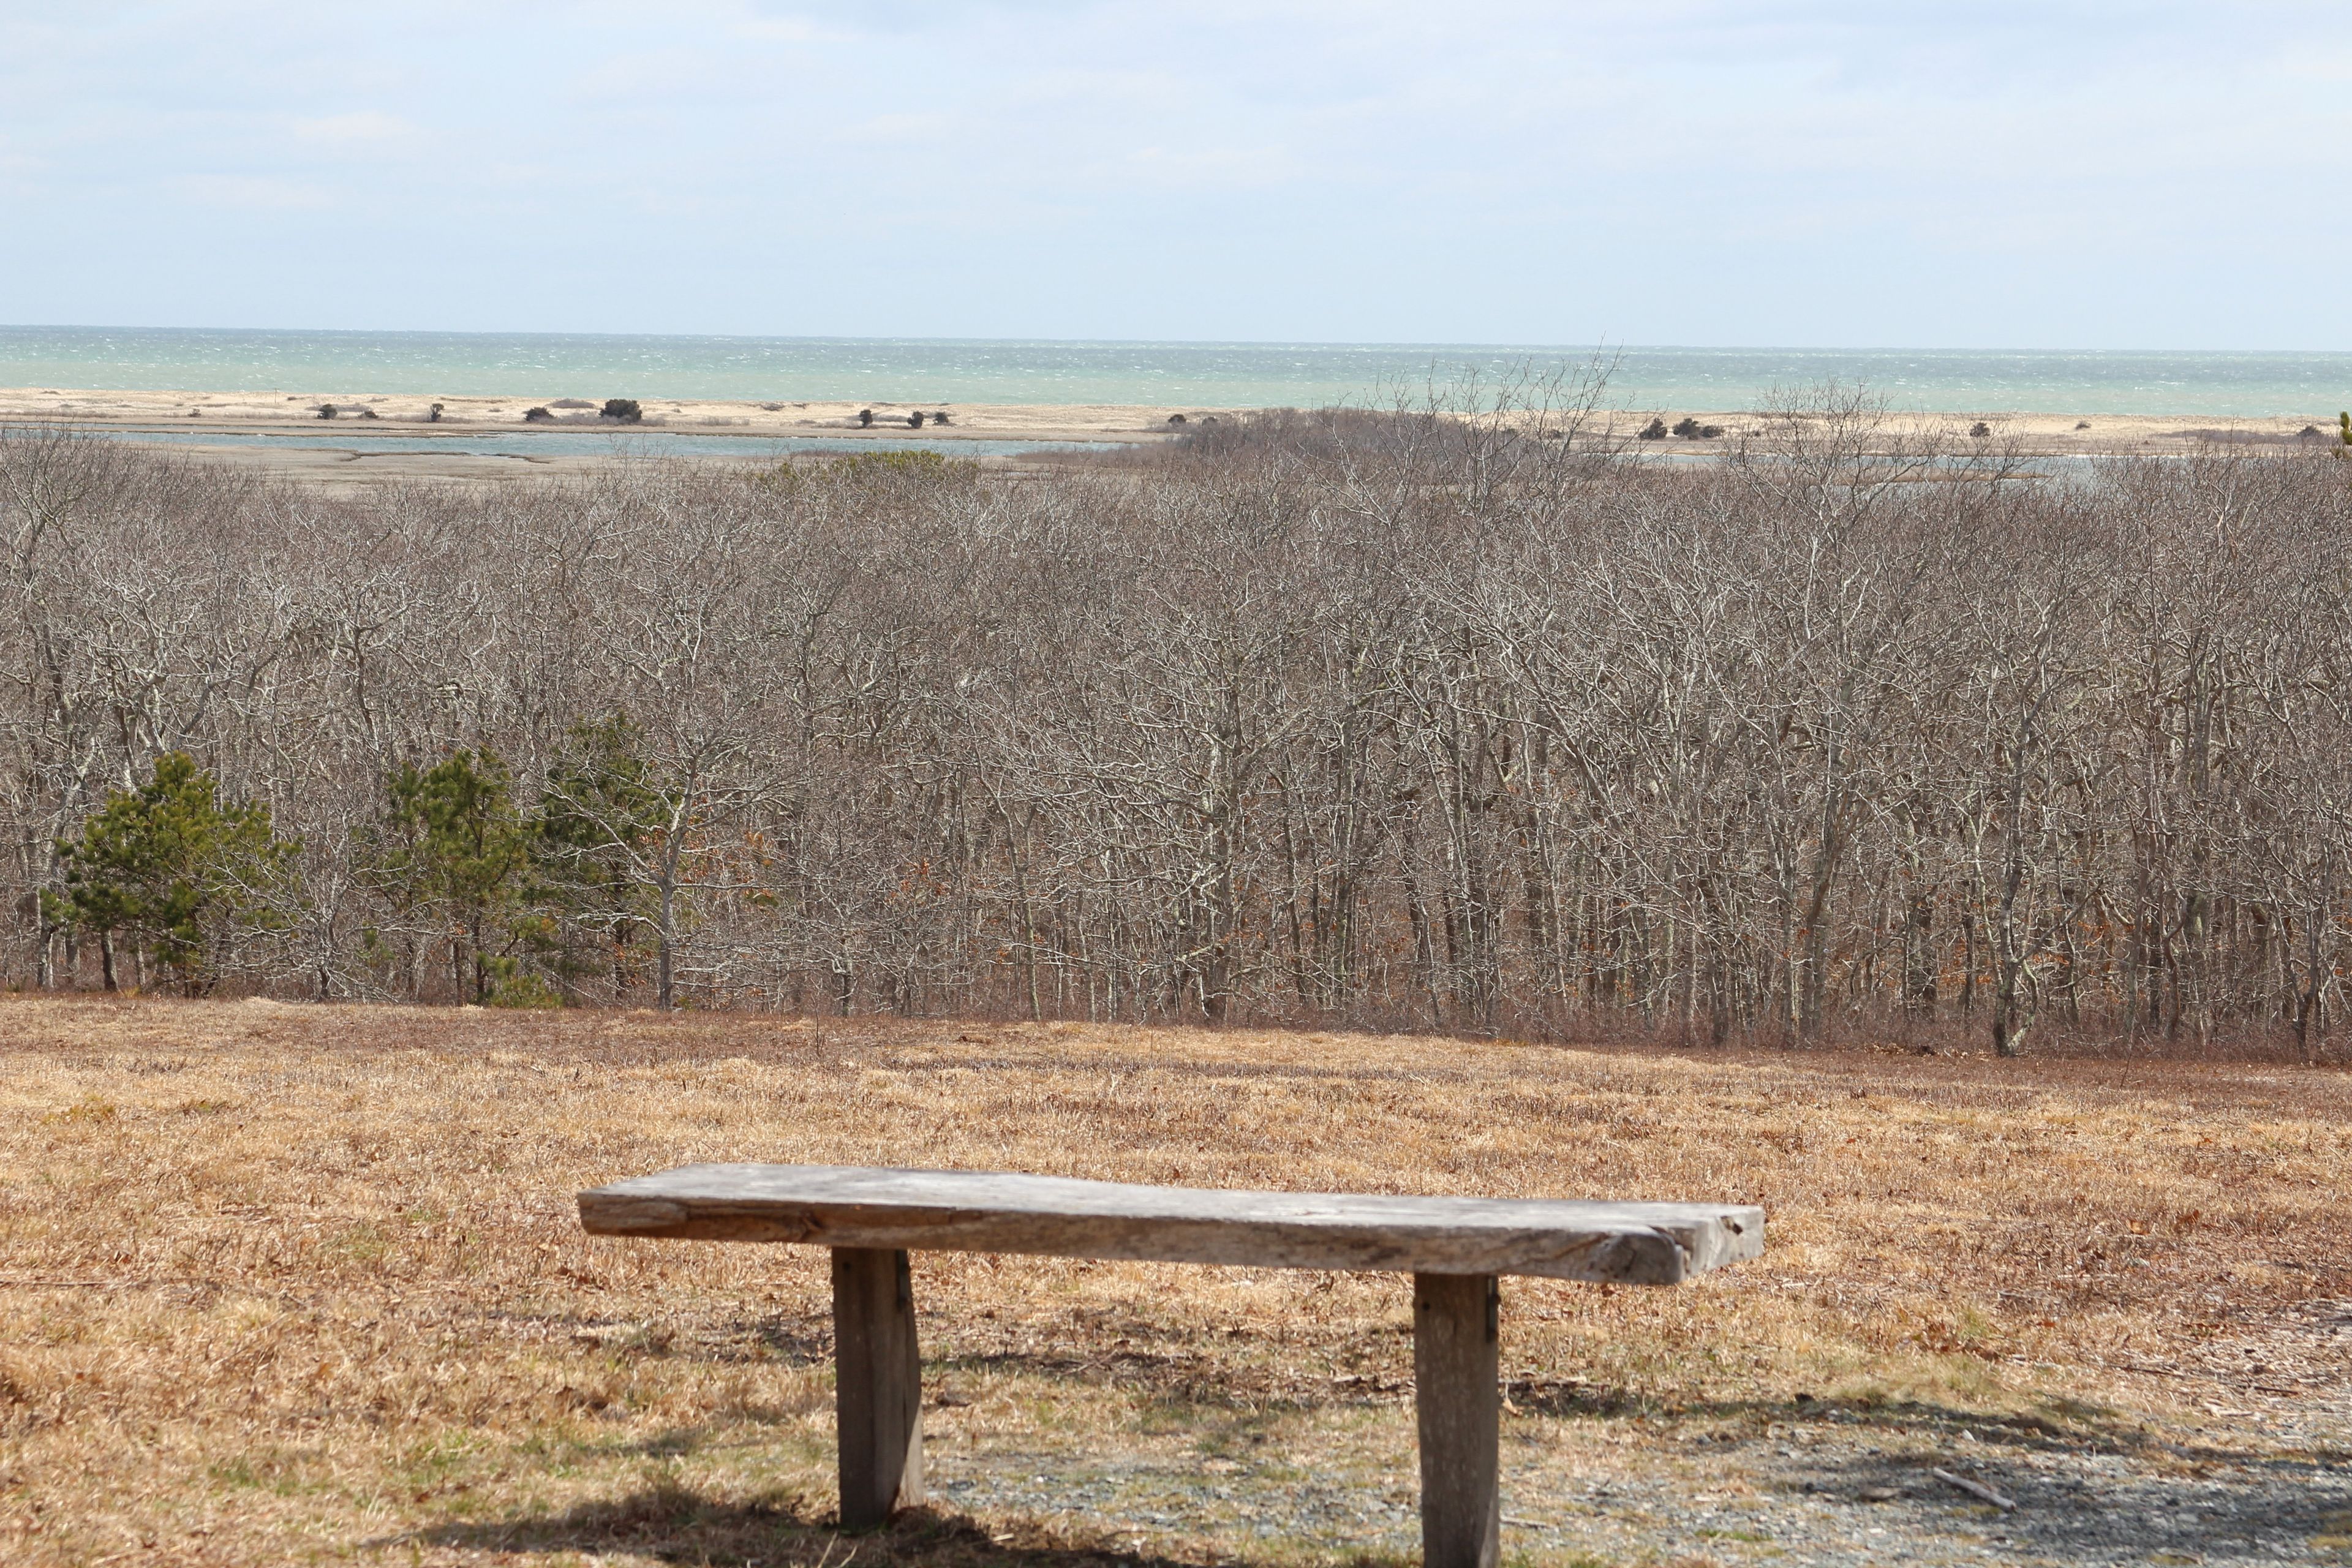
[[5, 324, 2351, 359]]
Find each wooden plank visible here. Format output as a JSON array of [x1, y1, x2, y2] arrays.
[[579, 1164, 1761, 1283], [832, 1247, 923, 1527], [1414, 1272, 1501, 1568]]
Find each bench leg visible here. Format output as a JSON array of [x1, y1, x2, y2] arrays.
[[1414, 1272, 1500, 1568], [832, 1246, 924, 1528]]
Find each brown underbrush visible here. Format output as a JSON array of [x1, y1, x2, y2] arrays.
[[0, 997, 2345, 1566]]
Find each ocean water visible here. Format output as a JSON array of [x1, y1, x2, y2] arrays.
[[5, 325, 2350, 417]]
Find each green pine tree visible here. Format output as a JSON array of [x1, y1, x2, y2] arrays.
[[374, 750, 530, 1004], [45, 753, 296, 993], [532, 717, 667, 998]]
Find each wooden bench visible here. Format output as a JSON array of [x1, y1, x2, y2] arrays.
[[579, 1164, 1762, 1568]]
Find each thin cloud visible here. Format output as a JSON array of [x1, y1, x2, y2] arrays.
[[293, 111, 417, 145], [0, 3, 2344, 345], [172, 174, 335, 212]]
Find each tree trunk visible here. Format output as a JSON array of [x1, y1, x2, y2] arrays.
[[657, 880, 676, 1011], [1904, 892, 1936, 1019]]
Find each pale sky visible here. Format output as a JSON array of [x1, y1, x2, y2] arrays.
[[2, 2, 2346, 347]]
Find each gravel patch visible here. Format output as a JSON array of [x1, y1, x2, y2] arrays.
[[923, 1378, 2352, 1566]]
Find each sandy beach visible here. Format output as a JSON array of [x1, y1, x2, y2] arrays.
[[0, 386, 1183, 439], [2, 383, 2339, 486]]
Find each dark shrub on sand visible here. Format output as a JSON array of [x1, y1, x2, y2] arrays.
[[317, 404, 338, 421], [858, 409, 875, 428], [601, 399, 643, 424], [1970, 421, 1992, 438], [524, 407, 555, 423], [1638, 417, 1669, 440]]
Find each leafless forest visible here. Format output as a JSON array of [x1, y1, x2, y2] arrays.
[[6, 394, 2351, 1056]]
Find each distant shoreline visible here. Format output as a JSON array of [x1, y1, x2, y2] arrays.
[[4, 385, 2337, 454], [0, 387, 1175, 443], [7, 383, 2345, 489], [4, 328, 2348, 421]]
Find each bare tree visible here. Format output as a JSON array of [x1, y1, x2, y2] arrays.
[[2, 410, 2348, 1058]]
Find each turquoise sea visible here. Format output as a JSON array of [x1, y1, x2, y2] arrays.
[[4, 326, 2350, 418]]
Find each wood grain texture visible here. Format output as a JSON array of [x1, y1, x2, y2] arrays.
[[831, 1247, 923, 1527], [578, 1164, 1762, 1283], [1415, 1272, 1501, 1568]]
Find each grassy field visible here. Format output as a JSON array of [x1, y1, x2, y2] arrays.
[[0, 998, 2346, 1566]]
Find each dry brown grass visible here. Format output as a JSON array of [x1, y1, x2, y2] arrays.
[[0, 997, 2345, 1566]]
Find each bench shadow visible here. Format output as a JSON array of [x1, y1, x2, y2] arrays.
[[393, 1488, 1308, 1567]]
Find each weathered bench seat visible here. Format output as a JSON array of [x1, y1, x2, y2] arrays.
[[579, 1164, 1762, 1568], [580, 1163, 1758, 1281]]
